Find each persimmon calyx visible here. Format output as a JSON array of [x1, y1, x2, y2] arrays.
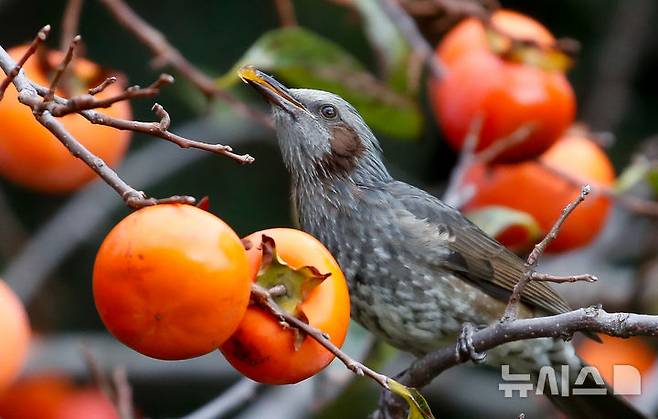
[[485, 26, 573, 72], [256, 235, 331, 349]]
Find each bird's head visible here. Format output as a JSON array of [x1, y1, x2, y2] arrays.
[[239, 66, 389, 184]]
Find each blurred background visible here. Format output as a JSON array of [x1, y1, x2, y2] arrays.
[[1, 0, 658, 418]]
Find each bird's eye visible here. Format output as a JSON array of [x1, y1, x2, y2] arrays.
[[320, 104, 338, 119]]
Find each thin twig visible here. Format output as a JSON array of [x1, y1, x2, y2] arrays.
[[379, 0, 445, 80], [0, 25, 50, 101], [474, 123, 535, 165], [443, 120, 534, 208], [181, 379, 260, 419], [538, 160, 658, 217], [97, 0, 272, 129], [80, 343, 114, 398], [501, 185, 592, 321], [42, 35, 80, 104], [274, 0, 297, 27], [530, 273, 597, 283], [49, 73, 174, 116], [112, 367, 135, 419], [442, 115, 483, 207], [88, 76, 117, 95], [60, 0, 84, 51], [25, 76, 254, 164]]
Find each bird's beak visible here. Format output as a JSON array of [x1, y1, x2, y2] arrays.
[[238, 66, 307, 114]]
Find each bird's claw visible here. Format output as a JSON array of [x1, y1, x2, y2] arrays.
[[455, 322, 486, 364]]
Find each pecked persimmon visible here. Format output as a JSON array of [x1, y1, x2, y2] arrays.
[[0, 45, 132, 193], [0, 280, 30, 394], [93, 204, 251, 360], [429, 10, 575, 162], [221, 228, 350, 385]]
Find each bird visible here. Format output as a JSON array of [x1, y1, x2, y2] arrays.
[[238, 65, 647, 419]]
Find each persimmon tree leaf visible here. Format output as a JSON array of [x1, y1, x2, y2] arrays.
[[614, 158, 652, 193], [256, 235, 330, 317], [388, 379, 435, 419], [465, 205, 542, 242], [218, 27, 423, 139], [352, 0, 414, 93]]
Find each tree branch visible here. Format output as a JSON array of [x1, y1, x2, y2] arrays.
[[0, 33, 198, 209], [0, 25, 50, 100], [181, 379, 260, 419], [60, 0, 84, 52], [502, 185, 595, 321], [538, 160, 658, 217], [378, 0, 445, 80], [376, 307, 658, 418], [274, 0, 297, 27], [97, 0, 273, 129]]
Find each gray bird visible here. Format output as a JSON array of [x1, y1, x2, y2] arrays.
[[239, 66, 647, 419]]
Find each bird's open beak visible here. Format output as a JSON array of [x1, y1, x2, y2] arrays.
[[238, 66, 307, 114]]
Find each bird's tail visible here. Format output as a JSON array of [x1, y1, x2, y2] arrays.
[[490, 338, 649, 419]]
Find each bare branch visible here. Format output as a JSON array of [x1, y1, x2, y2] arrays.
[[502, 185, 591, 321], [97, 0, 272, 128], [79, 102, 255, 164], [80, 344, 113, 397], [274, 0, 297, 27], [0, 38, 197, 209], [88, 76, 117, 95], [42, 35, 80, 104], [379, 0, 445, 80], [378, 307, 658, 417], [49, 73, 174, 116], [443, 120, 534, 208], [538, 160, 658, 217], [442, 115, 483, 207], [60, 0, 84, 51], [530, 272, 597, 284], [112, 367, 135, 419], [475, 123, 535, 165], [0, 25, 50, 100], [181, 379, 259, 419]]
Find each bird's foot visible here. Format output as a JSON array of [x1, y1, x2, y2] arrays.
[[455, 322, 486, 364]]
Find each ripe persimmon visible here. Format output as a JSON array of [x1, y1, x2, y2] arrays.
[[429, 10, 575, 162], [578, 335, 655, 393], [0, 280, 30, 393], [0, 45, 131, 193], [0, 374, 118, 419], [93, 204, 251, 360], [464, 135, 615, 252], [221, 228, 350, 384]]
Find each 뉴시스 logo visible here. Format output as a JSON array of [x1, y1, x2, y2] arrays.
[[498, 364, 642, 397]]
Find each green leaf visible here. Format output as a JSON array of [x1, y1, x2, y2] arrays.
[[388, 379, 435, 419], [218, 27, 422, 139], [614, 158, 652, 194], [256, 235, 330, 317], [352, 0, 414, 93], [465, 206, 542, 241]]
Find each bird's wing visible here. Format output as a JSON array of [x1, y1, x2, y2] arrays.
[[385, 180, 571, 315]]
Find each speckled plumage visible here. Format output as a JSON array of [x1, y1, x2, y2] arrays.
[[271, 89, 568, 357], [243, 73, 646, 418]]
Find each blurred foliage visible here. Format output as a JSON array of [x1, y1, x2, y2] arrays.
[[219, 27, 422, 138]]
